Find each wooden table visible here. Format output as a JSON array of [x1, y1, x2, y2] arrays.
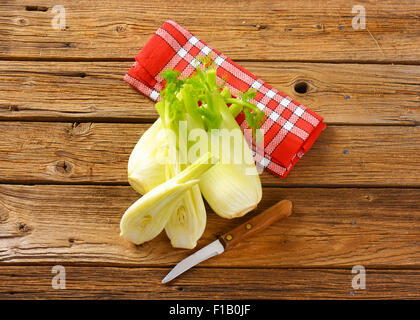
[[0, 0, 419, 300]]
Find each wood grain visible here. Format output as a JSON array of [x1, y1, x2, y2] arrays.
[[1, 0, 419, 300], [1, 0, 419, 62], [0, 266, 418, 299], [0, 185, 418, 268], [0, 61, 419, 124], [0, 122, 418, 186]]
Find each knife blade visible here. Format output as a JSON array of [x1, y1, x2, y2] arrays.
[[162, 199, 292, 284]]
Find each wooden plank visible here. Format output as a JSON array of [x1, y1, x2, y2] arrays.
[[0, 122, 419, 186], [1, 0, 419, 62], [0, 266, 418, 299], [0, 185, 418, 268], [0, 61, 419, 124]]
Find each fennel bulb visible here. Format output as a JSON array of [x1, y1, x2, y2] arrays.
[[120, 152, 216, 245]]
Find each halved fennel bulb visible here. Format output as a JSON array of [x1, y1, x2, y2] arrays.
[[165, 184, 206, 249], [120, 152, 215, 245], [127, 120, 208, 249]]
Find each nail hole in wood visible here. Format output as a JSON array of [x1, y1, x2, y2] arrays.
[[255, 24, 268, 30], [25, 6, 48, 12], [18, 18, 28, 25], [9, 105, 20, 111], [294, 82, 309, 94], [17, 222, 32, 234], [68, 238, 77, 246]]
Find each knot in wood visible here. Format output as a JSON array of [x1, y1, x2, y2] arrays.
[[67, 122, 93, 138], [55, 160, 73, 174], [115, 24, 127, 33], [17, 17, 28, 26]]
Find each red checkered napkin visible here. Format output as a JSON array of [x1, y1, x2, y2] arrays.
[[124, 20, 326, 178]]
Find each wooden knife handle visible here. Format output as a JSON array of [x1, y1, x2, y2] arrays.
[[219, 200, 292, 250]]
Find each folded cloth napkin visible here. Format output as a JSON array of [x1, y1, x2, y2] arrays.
[[124, 20, 326, 178]]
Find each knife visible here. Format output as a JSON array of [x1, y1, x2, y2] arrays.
[[162, 199, 292, 284]]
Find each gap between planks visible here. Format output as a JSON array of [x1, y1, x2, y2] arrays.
[[1, 182, 420, 189], [0, 119, 418, 126], [0, 262, 419, 271], [1, 57, 420, 66]]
